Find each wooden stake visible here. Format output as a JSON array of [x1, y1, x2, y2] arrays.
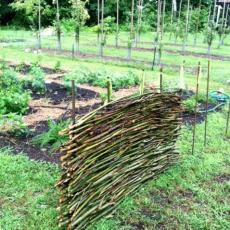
[[72, 44, 75, 59], [160, 67, 163, 93], [152, 46, 157, 70], [192, 62, 201, 154], [226, 100, 230, 137], [139, 69, 145, 95], [204, 60, 211, 146], [107, 77, 112, 102], [72, 80, 76, 124]]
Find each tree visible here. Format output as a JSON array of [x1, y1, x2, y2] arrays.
[[53, 0, 61, 50], [115, 0, 119, 47], [11, 0, 51, 49], [70, 0, 89, 53]]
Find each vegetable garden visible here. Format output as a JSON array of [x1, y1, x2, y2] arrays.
[[0, 0, 229, 229]]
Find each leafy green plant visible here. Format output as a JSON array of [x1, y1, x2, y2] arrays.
[[32, 119, 70, 152], [0, 113, 30, 137], [183, 98, 196, 113], [64, 67, 139, 91], [54, 60, 61, 73], [24, 66, 46, 93], [0, 68, 31, 115], [15, 61, 27, 72]]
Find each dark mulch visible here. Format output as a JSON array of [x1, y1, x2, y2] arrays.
[[27, 82, 99, 105]]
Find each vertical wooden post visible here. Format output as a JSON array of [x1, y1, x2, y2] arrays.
[[204, 60, 211, 146], [192, 62, 201, 155], [160, 67, 163, 93], [226, 100, 230, 137], [139, 69, 145, 95], [107, 77, 112, 102], [72, 44, 75, 59], [152, 46, 157, 70], [72, 80, 76, 124], [38, 0, 42, 49]]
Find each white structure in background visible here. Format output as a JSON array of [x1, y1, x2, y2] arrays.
[[216, 5, 223, 26]]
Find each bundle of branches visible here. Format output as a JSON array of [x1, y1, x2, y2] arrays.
[[57, 92, 182, 229]]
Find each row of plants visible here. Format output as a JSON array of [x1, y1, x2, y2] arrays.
[[0, 61, 48, 136], [64, 67, 140, 91]]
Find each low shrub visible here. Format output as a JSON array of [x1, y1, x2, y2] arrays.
[[183, 98, 196, 113], [23, 66, 46, 93], [0, 113, 30, 137], [32, 119, 70, 152], [64, 67, 139, 91], [54, 60, 61, 73], [0, 68, 31, 115]]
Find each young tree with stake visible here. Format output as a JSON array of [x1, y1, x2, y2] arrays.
[[54, 0, 61, 50], [11, 0, 51, 49], [70, 0, 89, 54]]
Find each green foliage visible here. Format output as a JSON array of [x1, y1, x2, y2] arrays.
[[204, 21, 216, 47], [15, 61, 27, 72], [0, 68, 31, 115], [183, 98, 196, 113], [54, 60, 61, 73], [64, 67, 139, 91], [0, 113, 30, 137], [23, 66, 46, 93], [32, 119, 70, 152]]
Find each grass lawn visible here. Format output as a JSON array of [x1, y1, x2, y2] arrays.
[[0, 112, 229, 230]]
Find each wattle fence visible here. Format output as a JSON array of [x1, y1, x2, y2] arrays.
[[57, 92, 182, 230]]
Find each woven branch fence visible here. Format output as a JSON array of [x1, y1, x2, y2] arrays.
[[57, 92, 182, 229]]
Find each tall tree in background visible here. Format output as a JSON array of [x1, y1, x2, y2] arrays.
[[100, 0, 104, 57], [70, 0, 89, 54], [161, 0, 166, 40], [128, 0, 135, 60], [97, 0, 100, 46], [54, 0, 61, 50], [38, 0, 41, 49], [11, 0, 50, 49], [136, 0, 144, 44], [115, 0, 119, 48], [193, 0, 201, 46], [182, 0, 190, 51]]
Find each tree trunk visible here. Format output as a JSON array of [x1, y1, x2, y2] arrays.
[[97, 0, 100, 46], [157, 0, 161, 43], [75, 26, 80, 53], [193, 0, 201, 47], [222, 5, 229, 45], [219, 0, 227, 47], [56, 0, 61, 50], [115, 0, 119, 48], [38, 0, 42, 49], [100, 0, 104, 57], [161, 0, 166, 41], [213, 0, 217, 21]]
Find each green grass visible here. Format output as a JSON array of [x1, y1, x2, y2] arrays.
[[0, 149, 60, 230], [0, 112, 229, 229]]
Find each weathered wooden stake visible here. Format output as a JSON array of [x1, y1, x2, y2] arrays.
[[226, 100, 230, 137], [179, 60, 185, 89], [139, 69, 145, 95], [72, 80, 76, 124], [192, 62, 201, 154], [204, 60, 211, 146], [151, 46, 157, 70], [160, 67, 163, 93], [72, 44, 75, 59], [107, 77, 112, 102]]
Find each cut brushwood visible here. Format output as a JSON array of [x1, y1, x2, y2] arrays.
[[57, 92, 182, 230]]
